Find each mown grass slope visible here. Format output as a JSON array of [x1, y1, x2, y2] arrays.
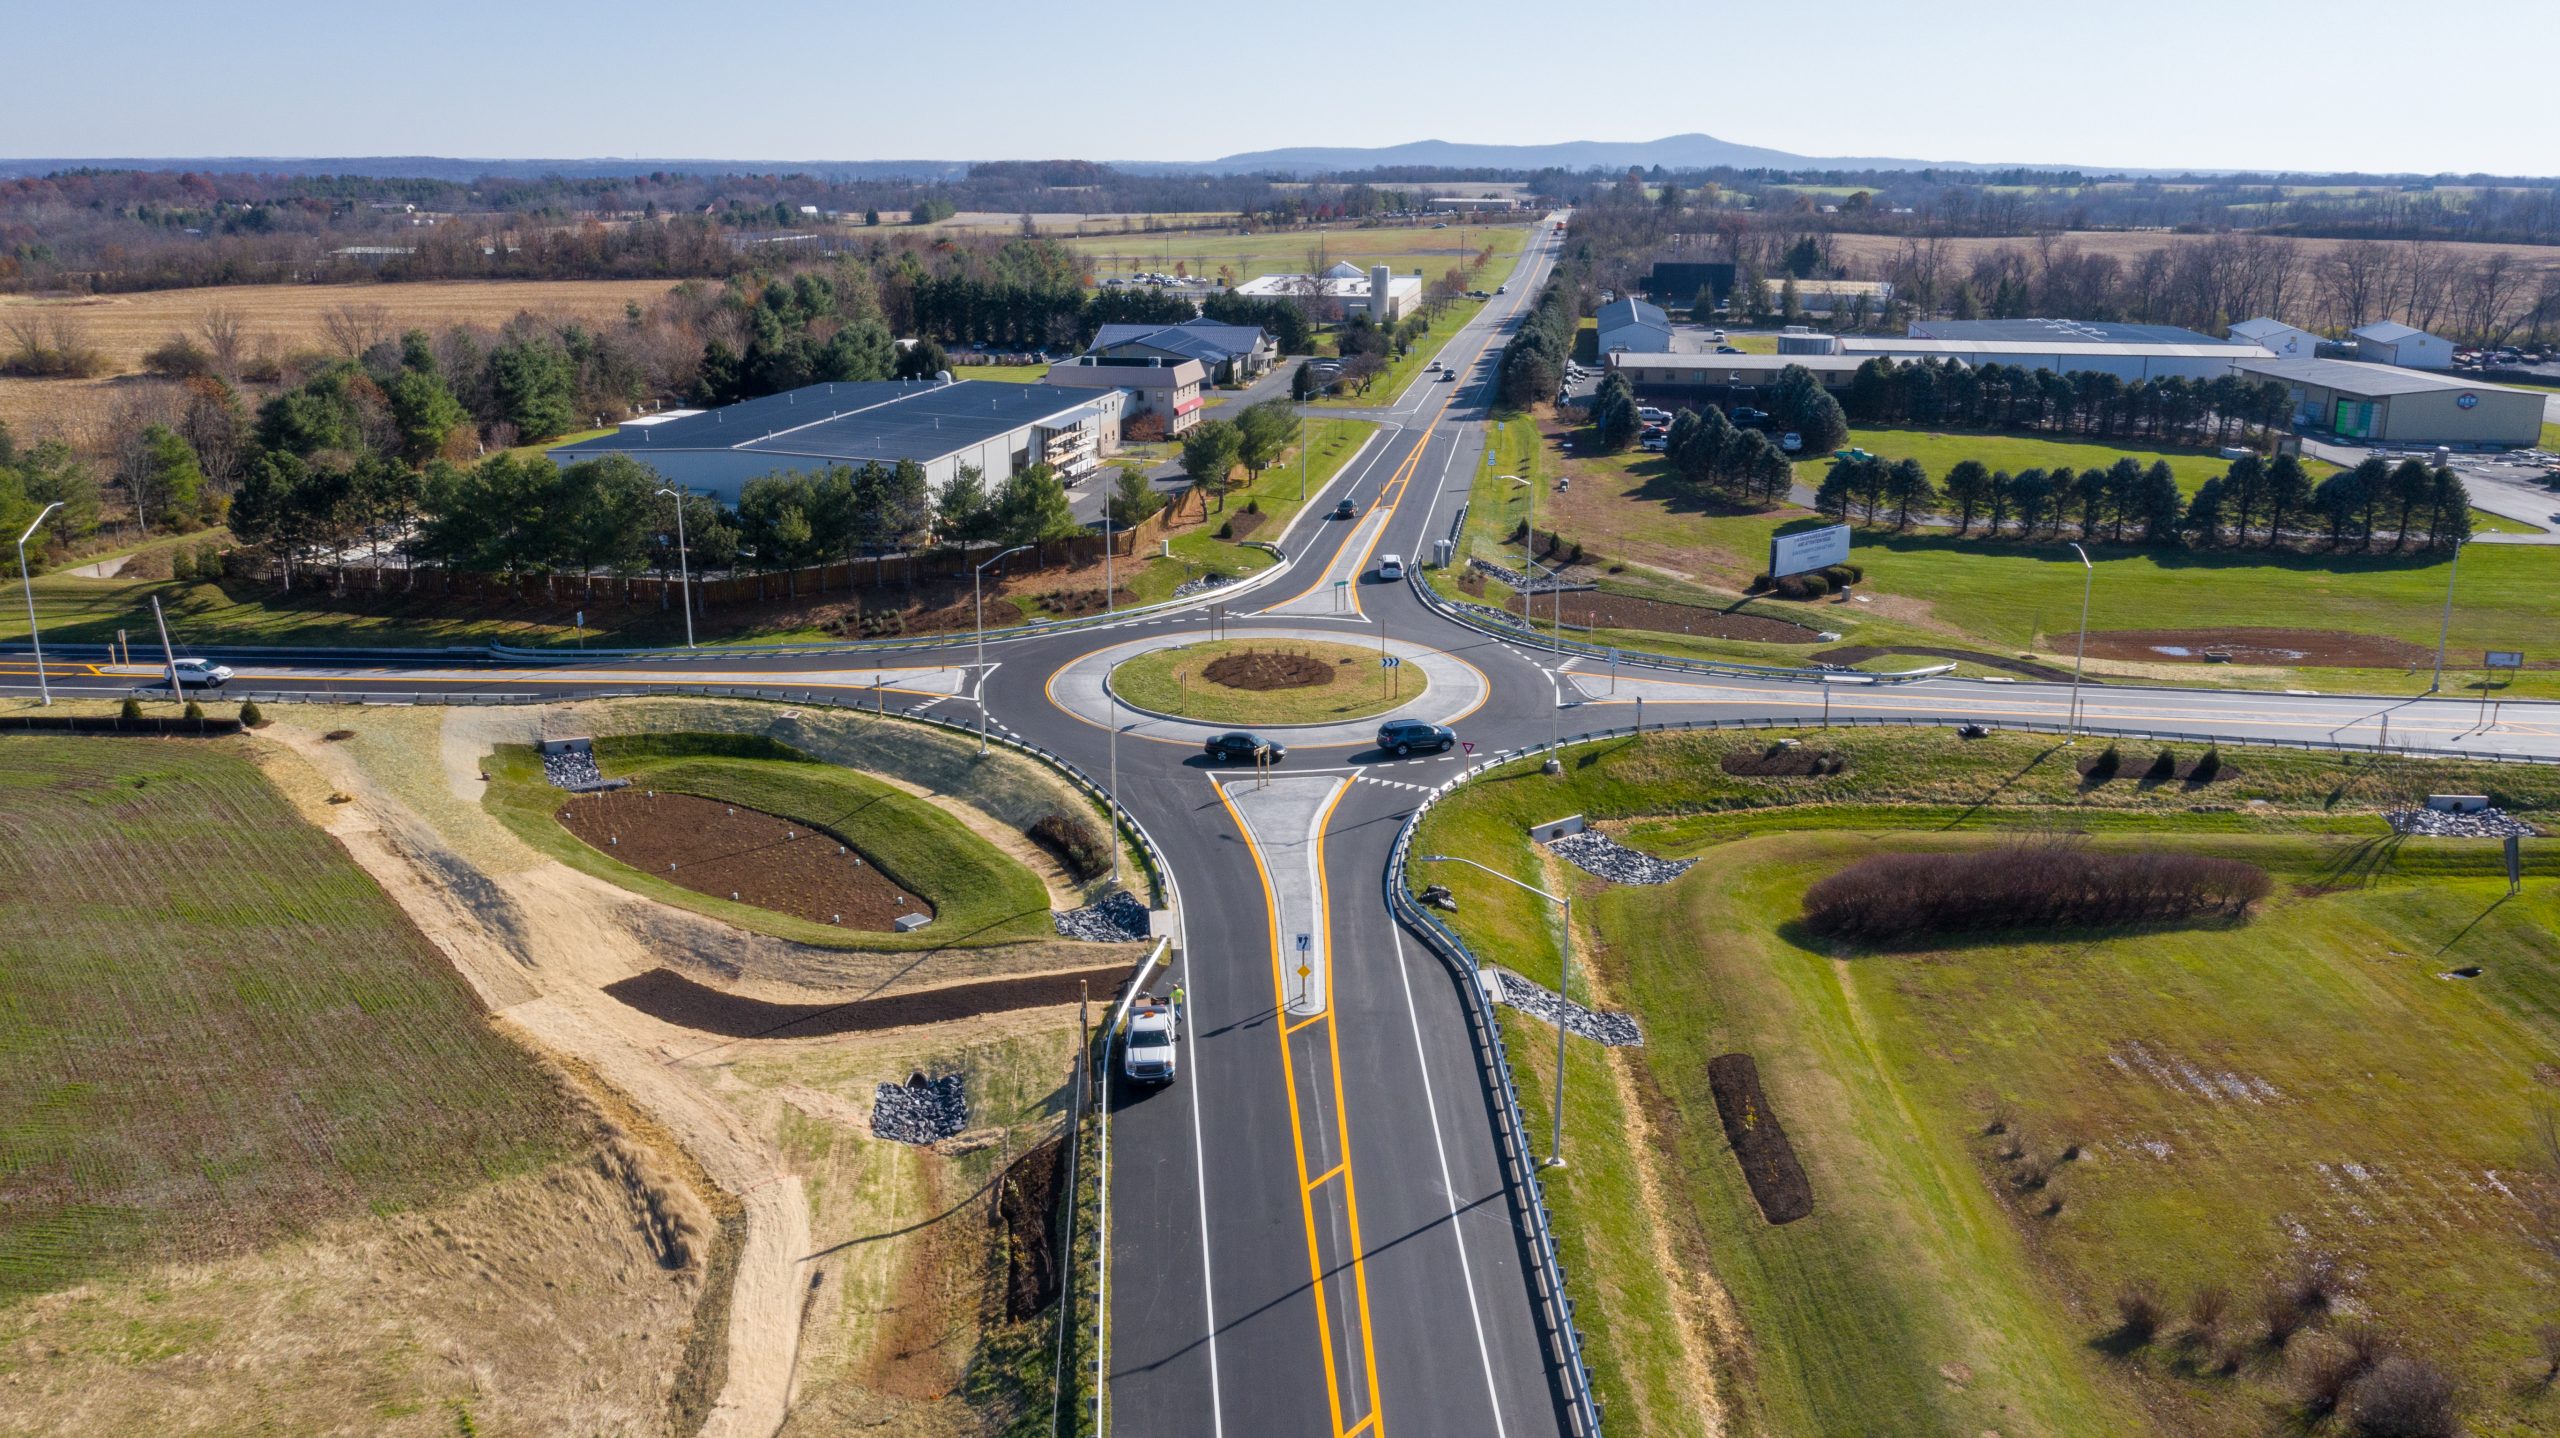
[[0, 736, 578, 1304], [1415, 731, 2560, 1437], [483, 734, 1053, 949]]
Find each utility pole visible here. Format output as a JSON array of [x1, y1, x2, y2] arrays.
[[2430, 538, 2465, 693], [654, 487, 696, 649], [15, 501, 63, 706], [150, 595, 180, 704], [2067, 542, 2094, 738]]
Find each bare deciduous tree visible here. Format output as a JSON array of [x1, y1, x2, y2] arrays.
[[320, 302, 393, 359]]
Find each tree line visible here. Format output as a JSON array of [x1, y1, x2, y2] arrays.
[[1808, 448, 2471, 552], [1843, 357, 2292, 446]]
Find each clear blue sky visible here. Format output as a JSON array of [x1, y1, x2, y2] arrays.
[[8, 0, 2554, 175]]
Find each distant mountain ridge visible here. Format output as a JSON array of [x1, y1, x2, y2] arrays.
[[1139, 133, 2009, 176]]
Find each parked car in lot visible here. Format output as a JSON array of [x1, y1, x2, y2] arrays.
[[1731, 406, 1769, 426], [1780, 432, 1803, 453], [166, 657, 234, 688], [1640, 436, 1668, 452], [1376, 719, 1457, 756], [1203, 731, 1286, 764], [1123, 1001, 1177, 1084], [1715, 345, 1743, 354], [1637, 406, 1670, 423], [1332, 498, 1359, 520], [1375, 554, 1405, 581]]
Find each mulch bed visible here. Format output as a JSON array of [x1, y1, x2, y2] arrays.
[[2078, 627, 2432, 669], [602, 962, 1134, 1040], [1504, 591, 1824, 644], [1201, 648, 1338, 691], [557, 790, 924, 930], [1721, 744, 1848, 777], [1815, 645, 2081, 682], [1707, 1053, 1813, 1225], [994, 1134, 1068, 1320]]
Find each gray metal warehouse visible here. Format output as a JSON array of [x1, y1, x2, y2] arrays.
[[2233, 357, 2544, 449], [548, 378, 1121, 503]]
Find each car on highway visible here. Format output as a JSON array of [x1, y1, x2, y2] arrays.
[[166, 657, 234, 688], [1443, 368, 1459, 381], [1203, 731, 1286, 764], [1376, 718, 1456, 756], [1123, 1001, 1177, 1085], [1496, 284, 1507, 294], [1712, 329, 1728, 341], [1375, 554, 1405, 581], [1331, 498, 1358, 520]]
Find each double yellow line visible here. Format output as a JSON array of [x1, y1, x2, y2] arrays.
[[1212, 776, 1384, 1437]]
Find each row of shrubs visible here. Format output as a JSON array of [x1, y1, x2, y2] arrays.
[[1801, 838, 2271, 939], [115, 695, 262, 725], [1747, 562, 1863, 602]]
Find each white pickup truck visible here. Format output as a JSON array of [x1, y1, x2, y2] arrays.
[[1122, 999, 1178, 1085]]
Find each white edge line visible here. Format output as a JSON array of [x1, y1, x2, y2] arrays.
[[1388, 914, 1509, 1436]]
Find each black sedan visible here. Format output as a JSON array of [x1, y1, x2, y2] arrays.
[[1331, 498, 1359, 520], [1203, 731, 1287, 764], [1375, 719, 1456, 756]]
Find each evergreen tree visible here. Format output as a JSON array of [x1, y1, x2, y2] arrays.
[[936, 464, 995, 542], [994, 464, 1079, 544], [1942, 459, 1990, 534]]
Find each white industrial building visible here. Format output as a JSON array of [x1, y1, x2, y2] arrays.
[[2234, 357, 2543, 448], [2227, 316, 2323, 361], [1769, 333, 2274, 383], [2350, 320, 2455, 370], [547, 379, 1122, 504], [1233, 261, 1422, 322]]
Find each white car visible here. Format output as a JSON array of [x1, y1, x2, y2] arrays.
[[166, 657, 234, 688], [1123, 1003, 1177, 1084], [1376, 554, 1406, 582]]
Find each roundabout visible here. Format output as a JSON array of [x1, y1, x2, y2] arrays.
[[1050, 624, 1490, 750], [1105, 637, 1422, 726]]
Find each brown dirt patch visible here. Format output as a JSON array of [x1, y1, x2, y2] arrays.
[[604, 964, 1132, 1041], [1817, 645, 2081, 682], [1707, 1053, 1814, 1225], [1506, 591, 1824, 644], [557, 790, 925, 931], [2078, 627, 2433, 669], [1202, 647, 1338, 691], [993, 1133, 1068, 1321], [1721, 743, 1849, 778]]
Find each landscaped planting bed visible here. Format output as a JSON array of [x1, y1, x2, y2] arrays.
[[556, 789, 926, 930]]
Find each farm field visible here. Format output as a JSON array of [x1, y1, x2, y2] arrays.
[[1825, 230, 2560, 292], [1416, 729, 2560, 1438], [0, 278, 683, 376], [1066, 219, 1531, 286], [0, 735, 705, 1435]]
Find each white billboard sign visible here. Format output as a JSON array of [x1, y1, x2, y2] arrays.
[[2485, 650, 2525, 669], [1769, 523, 1852, 579]]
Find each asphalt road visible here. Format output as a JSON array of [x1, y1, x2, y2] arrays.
[[9, 216, 2559, 1437]]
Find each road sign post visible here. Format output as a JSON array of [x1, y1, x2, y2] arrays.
[[1295, 933, 1313, 1007], [2506, 834, 2523, 896]]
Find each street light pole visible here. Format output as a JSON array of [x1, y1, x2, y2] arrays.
[[653, 487, 695, 649], [974, 544, 1032, 754], [15, 501, 64, 707], [1418, 853, 1575, 1168], [2430, 537, 2465, 694], [2066, 542, 2094, 739]]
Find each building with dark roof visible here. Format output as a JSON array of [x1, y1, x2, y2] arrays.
[[1039, 356, 1206, 438], [547, 379, 1121, 503], [1086, 317, 1277, 384]]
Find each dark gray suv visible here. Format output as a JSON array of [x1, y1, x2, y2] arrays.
[[1375, 719, 1455, 757]]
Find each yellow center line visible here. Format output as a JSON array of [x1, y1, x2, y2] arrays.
[[1208, 775, 1383, 1438], [1307, 1161, 1347, 1192]]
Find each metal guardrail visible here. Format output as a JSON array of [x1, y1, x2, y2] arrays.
[[1384, 701, 2560, 1437], [1405, 568, 1955, 685]]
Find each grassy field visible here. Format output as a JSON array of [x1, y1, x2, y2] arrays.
[[1416, 730, 2560, 1437], [1312, 298, 1488, 408], [0, 279, 681, 376], [1482, 410, 2560, 695], [1065, 221, 1530, 286], [1108, 637, 1412, 724], [481, 734, 1055, 949], [0, 736, 581, 1304]]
